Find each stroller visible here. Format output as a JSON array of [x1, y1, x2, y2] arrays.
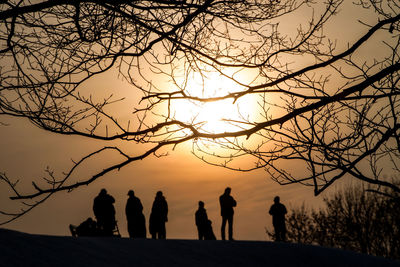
[[69, 217, 121, 237]]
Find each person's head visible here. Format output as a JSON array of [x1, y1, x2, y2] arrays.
[[224, 187, 231, 195], [198, 201, 204, 208], [100, 188, 107, 195], [274, 196, 280, 204], [156, 191, 163, 198], [128, 190, 135, 197]]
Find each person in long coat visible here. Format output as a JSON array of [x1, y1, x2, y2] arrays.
[[149, 191, 168, 239], [93, 188, 116, 236], [126, 190, 146, 238]]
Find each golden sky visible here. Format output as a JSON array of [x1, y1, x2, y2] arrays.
[[0, 1, 387, 240], [0, 114, 327, 240]]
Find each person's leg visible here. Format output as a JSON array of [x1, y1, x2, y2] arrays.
[[281, 225, 287, 242], [159, 222, 166, 239], [197, 227, 202, 240], [127, 221, 134, 238], [200, 225, 207, 240], [141, 222, 147, 238], [228, 216, 234, 240], [221, 217, 227, 240], [139, 214, 147, 238], [275, 226, 281, 242], [151, 223, 158, 239]]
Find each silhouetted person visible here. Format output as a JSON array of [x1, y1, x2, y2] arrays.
[[69, 217, 99, 237], [219, 187, 237, 240], [149, 191, 168, 239], [269, 196, 287, 242], [76, 217, 98, 236], [195, 201, 209, 240], [126, 190, 147, 238], [93, 188, 116, 236]]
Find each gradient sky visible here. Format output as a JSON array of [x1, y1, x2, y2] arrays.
[[0, 1, 385, 240], [0, 69, 358, 240]]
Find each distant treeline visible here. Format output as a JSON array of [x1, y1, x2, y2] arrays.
[[268, 185, 400, 260]]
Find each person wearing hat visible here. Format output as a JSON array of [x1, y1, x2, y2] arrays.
[[125, 189, 146, 238]]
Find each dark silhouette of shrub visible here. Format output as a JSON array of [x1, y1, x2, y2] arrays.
[[267, 185, 400, 260]]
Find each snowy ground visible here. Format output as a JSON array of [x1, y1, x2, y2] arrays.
[[1, 228, 399, 267]]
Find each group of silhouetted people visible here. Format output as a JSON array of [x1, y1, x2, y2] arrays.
[[193, 187, 237, 241], [71, 189, 169, 239], [71, 187, 288, 242], [196, 188, 287, 242], [70, 189, 117, 237], [125, 189, 169, 239], [195, 201, 216, 240]]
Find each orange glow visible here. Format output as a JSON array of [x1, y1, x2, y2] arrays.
[[171, 72, 256, 134]]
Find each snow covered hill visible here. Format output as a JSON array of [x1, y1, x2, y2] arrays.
[[0, 228, 398, 267]]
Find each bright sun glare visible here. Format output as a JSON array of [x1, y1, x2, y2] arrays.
[[171, 72, 255, 134]]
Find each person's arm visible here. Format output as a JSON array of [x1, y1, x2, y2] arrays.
[[165, 200, 168, 222], [219, 196, 224, 215], [195, 211, 199, 226], [138, 199, 143, 212]]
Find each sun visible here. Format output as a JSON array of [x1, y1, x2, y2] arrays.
[[170, 72, 255, 134]]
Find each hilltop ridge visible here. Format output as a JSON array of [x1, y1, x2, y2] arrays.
[[0, 228, 398, 267]]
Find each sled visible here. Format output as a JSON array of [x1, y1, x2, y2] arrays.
[[69, 224, 78, 237], [69, 219, 121, 237]]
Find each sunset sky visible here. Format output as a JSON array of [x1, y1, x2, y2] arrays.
[[0, 1, 390, 240], [0, 113, 326, 240]]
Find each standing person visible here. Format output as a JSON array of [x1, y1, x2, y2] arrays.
[[149, 191, 168, 239], [269, 196, 287, 242], [125, 190, 146, 238], [219, 187, 237, 241], [93, 188, 116, 236], [195, 201, 209, 240]]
